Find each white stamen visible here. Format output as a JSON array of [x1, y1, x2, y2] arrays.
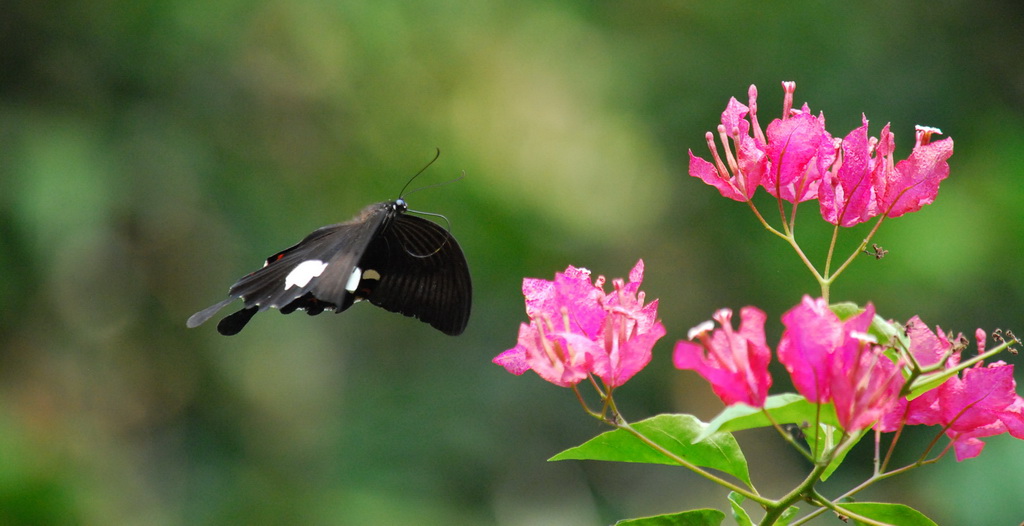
[[688, 320, 716, 340], [284, 260, 328, 290], [345, 266, 362, 292]]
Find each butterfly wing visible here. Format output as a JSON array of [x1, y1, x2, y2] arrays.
[[354, 213, 472, 335], [186, 203, 391, 334]]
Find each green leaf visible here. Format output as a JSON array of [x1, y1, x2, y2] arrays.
[[697, 394, 840, 442], [550, 414, 752, 486], [777, 504, 800, 525], [614, 508, 725, 526], [838, 502, 937, 526], [829, 302, 863, 320], [727, 492, 754, 526]]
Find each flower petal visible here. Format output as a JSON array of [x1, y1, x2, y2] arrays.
[[819, 117, 878, 226], [879, 137, 953, 217]]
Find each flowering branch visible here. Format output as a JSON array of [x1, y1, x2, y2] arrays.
[[692, 82, 953, 301], [494, 82, 1020, 526]]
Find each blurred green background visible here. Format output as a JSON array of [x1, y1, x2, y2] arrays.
[[3, 1, 1024, 524]]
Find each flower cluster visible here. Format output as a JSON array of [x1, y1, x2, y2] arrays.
[[674, 296, 1024, 455], [690, 82, 954, 226], [674, 297, 904, 432], [493, 260, 666, 388]]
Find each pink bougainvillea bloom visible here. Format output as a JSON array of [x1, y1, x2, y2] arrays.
[[523, 265, 605, 329], [905, 315, 964, 370], [876, 126, 954, 218], [776, 296, 847, 403], [493, 265, 604, 386], [690, 81, 839, 205], [493, 322, 594, 387], [762, 102, 835, 204], [938, 361, 1024, 460], [878, 323, 1024, 461], [777, 297, 904, 430], [829, 330, 905, 432], [588, 260, 666, 387], [494, 260, 666, 388], [819, 121, 952, 227], [674, 306, 772, 407], [819, 116, 880, 227], [688, 85, 768, 201]]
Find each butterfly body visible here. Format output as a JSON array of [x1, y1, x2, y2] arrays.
[[187, 199, 471, 335]]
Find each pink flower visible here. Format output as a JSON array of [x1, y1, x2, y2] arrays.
[[590, 261, 666, 387], [938, 361, 1024, 460], [688, 85, 768, 201], [761, 83, 835, 204], [776, 296, 847, 403], [776, 296, 904, 431], [879, 323, 1024, 461], [494, 260, 666, 388], [818, 116, 880, 227], [876, 126, 954, 218], [673, 307, 772, 407], [829, 331, 905, 431]]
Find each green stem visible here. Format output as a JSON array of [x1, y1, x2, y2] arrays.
[[746, 196, 831, 292], [745, 199, 780, 236], [805, 490, 892, 526], [779, 231, 826, 286], [905, 339, 1019, 398], [819, 224, 842, 301], [824, 213, 888, 289], [584, 384, 765, 505], [757, 462, 828, 526], [794, 447, 946, 524]]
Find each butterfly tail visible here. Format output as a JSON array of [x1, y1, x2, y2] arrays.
[[187, 298, 236, 328]]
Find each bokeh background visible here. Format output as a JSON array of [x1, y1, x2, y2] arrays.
[[3, 1, 1024, 524]]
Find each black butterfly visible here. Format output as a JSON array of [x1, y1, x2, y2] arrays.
[[186, 197, 471, 336]]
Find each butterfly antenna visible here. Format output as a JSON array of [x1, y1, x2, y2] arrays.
[[399, 148, 442, 198], [400, 151, 466, 199]]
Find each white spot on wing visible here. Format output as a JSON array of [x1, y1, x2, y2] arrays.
[[285, 260, 328, 290], [345, 266, 362, 293]]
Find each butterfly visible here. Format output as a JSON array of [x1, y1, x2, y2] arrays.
[[187, 166, 471, 336]]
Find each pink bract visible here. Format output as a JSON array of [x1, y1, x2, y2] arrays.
[[495, 260, 665, 388], [673, 306, 772, 407]]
